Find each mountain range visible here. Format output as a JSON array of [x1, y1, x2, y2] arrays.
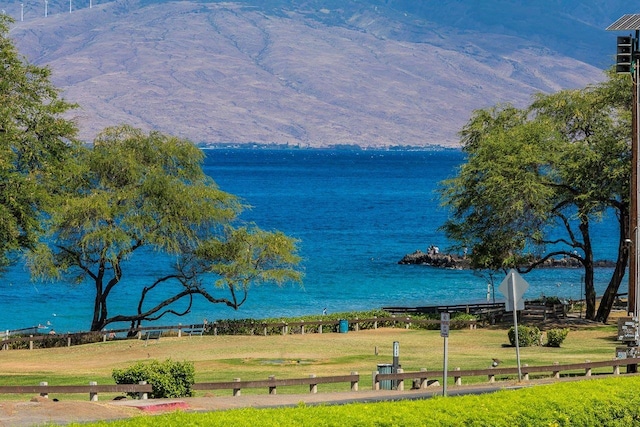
[[3, 0, 631, 147]]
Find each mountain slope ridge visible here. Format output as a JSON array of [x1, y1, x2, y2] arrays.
[[5, 0, 613, 147]]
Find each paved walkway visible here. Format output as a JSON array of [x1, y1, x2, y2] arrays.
[[2, 375, 615, 426], [0, 383, 521, 426]]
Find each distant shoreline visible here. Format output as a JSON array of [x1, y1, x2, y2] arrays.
[[197, 142, 461, 152]]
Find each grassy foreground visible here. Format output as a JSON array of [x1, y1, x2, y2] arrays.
[[73, 376, 640, 426]]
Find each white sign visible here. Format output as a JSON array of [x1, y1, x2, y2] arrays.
[[440, 312, 450, 338], [498, 269, 529, 311]]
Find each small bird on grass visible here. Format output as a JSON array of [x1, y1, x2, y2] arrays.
[[491, 358, 502, 367]]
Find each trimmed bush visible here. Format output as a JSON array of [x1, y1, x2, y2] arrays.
[[507, 325, 541, 347], [112, 359, 195, 398], [545, 328, 569, 347]]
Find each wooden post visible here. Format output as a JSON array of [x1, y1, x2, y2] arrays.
[[319, 324, 323, 334], [263, 323, 267, 336], [354, 318, 359, 332], [178, 324, 182, 338], [372, 371, 380, 390], [89, 381, 98, 401], [138, 381, 148, 400], [29, 335, 33, 350], [397, 368, 404, 391], [488, 373, 495, 383], [553, 362, 560, 379], [233, 378, 241, 397], [454, 367, 462, 386], [213, 323, 218, 336], [523, 364, 529, 381], [419, 368, 428, 389], [67, 336, 71, 347], [374, 316, 378, 330], [405, 317, 410, 329], [614, 361, 621, 375], [585, 360, 592, 377], [309, 374, 317, 393], [268, 376, 277, 395], [40, 382, 48, 399], [351, 372, 359, 391], [103, 333, 107, 343]]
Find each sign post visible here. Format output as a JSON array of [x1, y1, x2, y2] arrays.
[[440, 312, 450, 396], [498, 269, 529, 382], [392, 341, 400, 389]]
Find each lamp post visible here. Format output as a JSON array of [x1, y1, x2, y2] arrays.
[[608, 16, 640, 321], [608, 15, 640, 370]]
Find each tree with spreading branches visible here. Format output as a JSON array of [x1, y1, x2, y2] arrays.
[[440, 72, 631, 321], [29, 125, 302, 331]]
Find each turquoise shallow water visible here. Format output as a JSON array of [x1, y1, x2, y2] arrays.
[[0, 149, 620, 332]]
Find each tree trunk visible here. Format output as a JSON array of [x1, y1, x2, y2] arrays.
[[580, 221, 597, 320], [595, 208, 629, 322], [91, 277, 104, 332]]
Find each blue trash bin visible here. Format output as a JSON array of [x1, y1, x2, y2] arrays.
[[339, 319, 349, 333]]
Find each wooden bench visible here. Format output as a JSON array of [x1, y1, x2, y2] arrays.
[[477, 308, 505, 326], [144, 330, 162, 342], [184, 325, 206, 337]]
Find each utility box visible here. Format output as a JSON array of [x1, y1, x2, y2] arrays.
[[616, 346, 638, 359]]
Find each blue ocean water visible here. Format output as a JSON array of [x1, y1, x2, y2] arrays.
[[1, 149, 620, 332]]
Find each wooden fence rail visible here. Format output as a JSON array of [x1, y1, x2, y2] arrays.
[[1, 317, 478, 350], [193, 373, 360, 396], [373, 357, 640, 390], [0, 381, 153, 401], [2, 358, 638, 402], [0, 373, 359, 401]]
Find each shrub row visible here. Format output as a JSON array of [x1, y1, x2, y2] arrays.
[[207, 310, 478, 335], [4, 310, 477, 349], [508, 325, 570, 347], [112, 359, 195, 399]]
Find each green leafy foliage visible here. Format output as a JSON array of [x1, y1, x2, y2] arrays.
[[29, 125, 302, 331], [545, 328, 569, 347], [507, 325, 541, 347], [439, 72, 632, 322], [112, 359, 195, 399], [0, 15, 78, 271]]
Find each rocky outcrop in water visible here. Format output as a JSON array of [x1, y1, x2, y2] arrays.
[[398, 250, 616, 269], [398, 250, 469, 269]]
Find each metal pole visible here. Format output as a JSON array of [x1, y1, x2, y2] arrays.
[[392, 341, 399, 390], [512, 272, 522, 381], [443, 336, 448, 397], [631, 31, 639, 319], [635, 30, 640, 325]]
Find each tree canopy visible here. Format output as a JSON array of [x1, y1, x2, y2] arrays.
[[29, 125, 302, 331], [439, 71, 631, 321], [0, 15, 78, 270]]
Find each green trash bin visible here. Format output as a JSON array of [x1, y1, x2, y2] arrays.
[[339, 319, 349, 333], [377, 363, 393, 390]]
